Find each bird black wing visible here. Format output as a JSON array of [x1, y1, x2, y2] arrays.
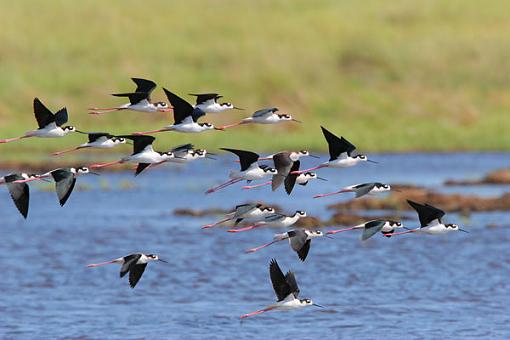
[[5, 174, 29, 219], [135, 163, 151, 176], [33, 98, 55, 128], [296, 239, 311, 262], [129, 263, 147, 288], [189, 93, 221, 105], [321, 126, 357, 160], [233, 203, 259, 218], [51, 168, 76, 206], [112, 92, 149, 105], [131, 78, 157, 94], [271, 152, 294, 191], [285, 271, 300, 298], [171, 143, 194, 153], [163, 88, 195, 124], [221, 148, 259, 172], [407, 200, 445, 228], [353, 183, 376, 198], [116, 135, 155, 155], [284, 160, 300, 195], [269, 258, 293, 302], [54, 108, 69, 127], [120, 254, 141, 278], [87, 132, 112, 143], [252, 107, 278, 118], [361, 220, 386, 241]]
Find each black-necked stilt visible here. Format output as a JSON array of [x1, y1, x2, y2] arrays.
[[189, 93, 243, 113], [87, 253, 167, 288], [257, 150, 319, 161], [52, 132, 127, 156], [89, 135, 176, 175], [14, 167, 98, 206], [218, 107, 301, 130], [314, 182, 393, 199], [0, 98, 76, 143], [135, 89, 221, 134], [228, 211, 306, 232], [292, 126, 376, 174], [387, 200, 469, 236], [205, 148, 277, 194], [246, 229, 330, 261], [166, 143, 216, 164], [240, 259, 323, 318], [327, 220, 405, 240], [202, 203, 275, 229], [0, 173, 38, 218], [89, 78, 171, 114]]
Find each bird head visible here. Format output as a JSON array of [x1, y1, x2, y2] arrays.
[[309, 230, 324, 238], [298, 150, 310, 157], [112, 137, 127, 144], [446, 224, 469, 233], [199, 122, 215, 130], [63, 126, 76, 133], [162, 151, 176, 160], [261, 206, 276, 214], [295, 210, 307, 217], [147, 254, 168, 263], [220, 102, 234, 109], [263, 167, 278, 175], [155, 102, 172, 112]]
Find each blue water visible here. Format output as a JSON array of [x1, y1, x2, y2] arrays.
[[1, 153, 509, 339]]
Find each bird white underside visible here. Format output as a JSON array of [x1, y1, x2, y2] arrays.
[[229, 165, 271, 181], [272, 296, 306, 311], [246, 114, 281, 124], [419, 222, 453, 235], [81, 139, 117, 148], [121, 100, 158, 112], [326, 157, 360, 168], [166, 123, 209, 133], [123, 150, 167, 163], [194, 102, 229, 113], [266, 215, 301, 227], [28, 124, 67, 137]]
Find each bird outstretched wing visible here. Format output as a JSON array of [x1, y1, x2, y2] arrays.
[[129, 263, 147, 288], [361, 220, 386, 241], [33, 98, 56, 128], [407, 200, 445, 227], [51, 168, 76, 206], [220, 148, 259, 172], [269, 259, 293, 302]]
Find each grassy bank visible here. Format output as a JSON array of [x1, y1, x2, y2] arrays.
[[0, 0, 510, 163]]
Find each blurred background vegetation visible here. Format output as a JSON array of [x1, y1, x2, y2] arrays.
[[0, 0, 509, 163]]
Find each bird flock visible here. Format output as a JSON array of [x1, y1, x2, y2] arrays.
[[0, 77, 469, 319]]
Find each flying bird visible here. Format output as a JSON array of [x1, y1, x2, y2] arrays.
[[87, 253, 168, 288], [387, 200, 469, 236], [314, 182, 393, 199], [240, 259, 323, 319], [88, 78, 170, 114], [228, 211, 306, 233], [0, 98, 76, 143], [327, 220, 405, 240], [201, 203, 275, 229], [189, 93, 242, 113], [293, 126, 376, 174], [246, 229, 330, 261], [89, 135, 177, 175], [205, 148, 277, 194], [0, 173, 38, 218], [218, 107, 301, 130], [135, 89, 222, 134], [166, 143, 216, 164], [52, 132, 127, 156]]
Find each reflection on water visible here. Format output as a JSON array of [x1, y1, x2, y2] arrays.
[[1, 153, 509, 339]]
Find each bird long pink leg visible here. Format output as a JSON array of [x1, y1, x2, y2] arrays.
[[314, 189, 350, 199], [385, 229, 419, 237], [51, 146, 85, 156], [88, 107, 125, 115], [243, 181, 271, 190], [215, 121, 244, 130], [291, 164, 327, 175], [202, 217, 233, 229], [89, 160, 123, 169], [326, 226, 360, 235], [133, 128, 169, 135], [245, 239, 281, 253], [205, 178, 243, 194], [0, 135, 29, 143], [240, 306, 275, 319], [86, 260, 117, 267], [228, 222, 265, 233]]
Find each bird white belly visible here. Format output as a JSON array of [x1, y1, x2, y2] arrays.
[[89, 140, 116, 148], [328, 158, 358, 168], [422, 225, 449, 234], [255, 115, 279, 124], [129, 103, 157, 112], [172, 123, 204, 133], [242, 168, 267, 180], [196, 103, 224, 113], [31, 127, 65, 137], [126, 152, 163, 164], [276, 299, 304, 311]]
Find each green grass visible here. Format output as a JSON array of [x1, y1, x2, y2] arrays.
[[1, 0, 510, 163]]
